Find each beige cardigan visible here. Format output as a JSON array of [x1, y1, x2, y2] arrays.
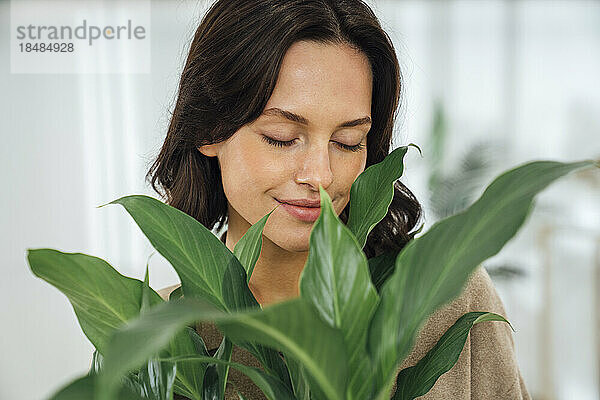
[[158, 266, 530, 399]]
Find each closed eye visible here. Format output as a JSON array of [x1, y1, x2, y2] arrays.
[[261, 135, 366, 152], [261, 135, 295, 147]]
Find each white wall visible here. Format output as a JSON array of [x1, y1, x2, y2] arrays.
[[372, 1, 600, 398], [1, 1, 208, 398]]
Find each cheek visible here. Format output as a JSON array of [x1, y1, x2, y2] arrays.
[[219, 147, 255, 205], [334, 152, 367, 204], [346, 151, 368, 181], [220, 144, 288, 200]]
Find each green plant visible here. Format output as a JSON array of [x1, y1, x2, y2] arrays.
[[27, 146, 598, 400]]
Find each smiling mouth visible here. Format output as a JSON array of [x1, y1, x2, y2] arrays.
[[276, 198, 320, 208], [275, 198, 322, 222]]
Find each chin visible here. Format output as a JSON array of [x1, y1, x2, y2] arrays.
[[267, 232, 311, 253]]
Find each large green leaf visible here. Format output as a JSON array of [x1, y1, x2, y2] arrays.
[[369, 160, 597, 398], [231, 204, 295, 399], [393, 312, 510, 399], [216, 299, 344, 400], [225, 219, 292, 388], [27, 248, 205, 400], [212, 336, 233, 400], [107, 195, 256, 312], [217, 257, 290, 384], [26, 249, 158, 354], [368, 251, 398, 293], [220, 212, 293, 389], [49, 374, 145, 400], [346, 145, 411, 249], [88, 350, 103, 375], [89, 322, 194, 400], [284, 355, 310, 400], [233, 208, 278, 283], [168, 327, 207, 400], [203, 365, 221, 400], [109, 195, 290, 387], [299, 186, 378, 399], [160, 354, 296, 400], [97, 297, 347, 400], [141, 266, 154, 312], [137, 358, 177, 400], [138, 267, 178, 400]]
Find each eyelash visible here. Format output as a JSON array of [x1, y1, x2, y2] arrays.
[[261, 135, 366, 152]]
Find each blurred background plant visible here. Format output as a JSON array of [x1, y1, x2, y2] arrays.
[[425, 101, 527, 282]]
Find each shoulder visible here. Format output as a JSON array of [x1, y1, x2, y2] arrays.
[[156, 283, 181, 301], [400, 265, 507, 366], [464, 265, 507, 313], [396, 266, 530, 398], [434, 265, 508, 320]]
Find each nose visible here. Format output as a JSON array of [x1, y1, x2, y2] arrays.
[[294, 141, 334, 191]]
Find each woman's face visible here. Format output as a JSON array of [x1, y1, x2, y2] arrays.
[[199, 40, 372, 252]]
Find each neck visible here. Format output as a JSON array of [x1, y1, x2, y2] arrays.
[[224, 228, 307, 307]]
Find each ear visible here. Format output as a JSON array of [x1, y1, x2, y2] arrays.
[[197, 143, 221, 157]]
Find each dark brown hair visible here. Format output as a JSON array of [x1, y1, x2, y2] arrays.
[[147, 0, 422, 259]]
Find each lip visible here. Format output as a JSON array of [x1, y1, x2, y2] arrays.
[[278, 198, 321, 207], [276, 198, 322, 222]]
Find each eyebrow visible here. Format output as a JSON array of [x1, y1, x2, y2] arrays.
[[261, 107, 372, 128]]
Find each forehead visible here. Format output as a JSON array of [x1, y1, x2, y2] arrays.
[[263, 41, 373, 125]]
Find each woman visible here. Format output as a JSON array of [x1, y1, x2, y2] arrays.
[[151, 0, 530, 398]]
